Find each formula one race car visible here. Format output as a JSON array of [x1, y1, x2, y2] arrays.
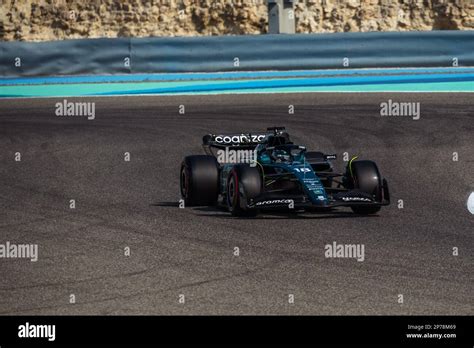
[[180, 127, 390, 217]]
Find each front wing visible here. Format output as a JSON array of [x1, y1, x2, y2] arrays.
[[246, 183, 390, 211]]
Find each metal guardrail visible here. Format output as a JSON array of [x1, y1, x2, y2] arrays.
[[1, 31, 473, 77]]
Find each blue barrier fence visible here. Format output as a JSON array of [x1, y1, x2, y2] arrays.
[[1, 31, 473, 77]]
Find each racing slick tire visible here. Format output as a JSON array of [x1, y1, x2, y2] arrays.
[[180, 155, 219, 206], [227, 165, 262, 217], [347, 160, 382, 215]]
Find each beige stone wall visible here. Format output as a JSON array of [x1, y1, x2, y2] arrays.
[[1, 0, 473, 41]]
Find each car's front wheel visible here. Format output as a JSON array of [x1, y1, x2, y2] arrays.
[[346, 160, 383, 215], [227, 165, 262, 217]]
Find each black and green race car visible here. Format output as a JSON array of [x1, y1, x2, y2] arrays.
[[180, 127, 390, 217]]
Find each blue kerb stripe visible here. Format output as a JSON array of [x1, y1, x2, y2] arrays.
[[2, 67, 474, 85], [92, 73, 474, 95]]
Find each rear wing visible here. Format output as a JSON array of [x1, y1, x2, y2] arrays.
[[202, 127, 288, 158], [202, 127, 287, 148], [203, 133, 268, 147]]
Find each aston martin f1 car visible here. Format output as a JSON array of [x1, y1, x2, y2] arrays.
[[180, 127, 390, 217]]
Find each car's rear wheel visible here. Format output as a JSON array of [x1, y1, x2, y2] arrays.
[[227, 165, 262, 217], [347, 160, 382, 215], [180, 155, 219, 206]]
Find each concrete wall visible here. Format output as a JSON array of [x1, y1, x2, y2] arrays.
[[1, 0, 473, 42]]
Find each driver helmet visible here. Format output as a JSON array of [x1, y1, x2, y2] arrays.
[[272, 148, 291, 162]]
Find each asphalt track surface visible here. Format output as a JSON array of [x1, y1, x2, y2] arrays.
[[0, 93, 472, 315]]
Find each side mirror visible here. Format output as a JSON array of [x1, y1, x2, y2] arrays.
[[324, 154, 337, 160]]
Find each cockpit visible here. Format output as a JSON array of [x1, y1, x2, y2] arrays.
[[258, 144, 307, 164]]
